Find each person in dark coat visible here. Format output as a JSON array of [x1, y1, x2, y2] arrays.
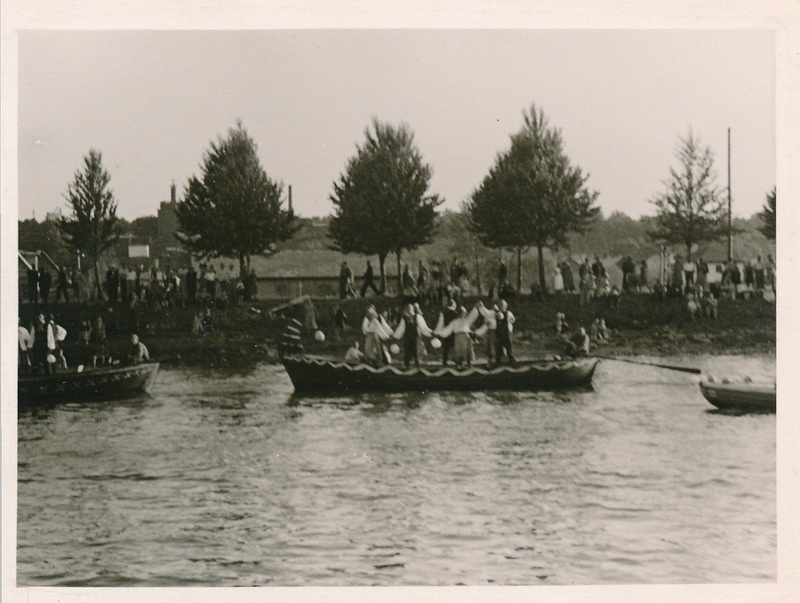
[[27, 267, 39, 304], [186, 266, 198, 305], [55, 267, 70, 303], [360, 260, 381, 297], [39, 268, 52, 304]]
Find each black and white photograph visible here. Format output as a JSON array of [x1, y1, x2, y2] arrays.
[[2, 1, 799, 602]]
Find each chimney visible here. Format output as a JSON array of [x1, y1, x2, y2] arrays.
[[288, 185, 293, 213], [170, 181, 176, 204]]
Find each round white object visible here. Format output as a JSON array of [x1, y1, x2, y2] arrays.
[[46, 354, 56, 364], [389, 343, 400, 355], [430, 337, 442, 349], [314, 330, 326, 342]]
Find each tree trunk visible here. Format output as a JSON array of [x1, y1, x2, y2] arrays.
[[686, 243, 692, 262], [537, 242, 547, 294], [516, 248, 522, 292], [396, 251, 402, 297], [474, 246, 482, 295], [378, 253, 387, 294]]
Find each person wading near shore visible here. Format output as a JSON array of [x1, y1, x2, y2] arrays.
[[435, 298, 459, 366], [360, 260, 381, 297], [495, 299, 516, 365]]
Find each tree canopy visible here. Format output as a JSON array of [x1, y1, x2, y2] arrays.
[[759, 187, 776, 240], [328, 118, 443, 292], [175, 121, 296, 274], [57, 149, 121, 299], [467, 104, 599, 292], [649, 130, 726, 261]]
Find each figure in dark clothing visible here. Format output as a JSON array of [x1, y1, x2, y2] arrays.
[[339, 262, 355, 299], [106, 266, 120, 302], [186, 266, 198, 305], [27, 267, 39, 303], [360, 260, 381, 297], [438, 300, 458, 366], [39, 269, 52, 304], [55, 267, 70, 303]]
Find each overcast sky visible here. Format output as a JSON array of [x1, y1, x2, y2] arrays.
[[18, 29, 774, 221]]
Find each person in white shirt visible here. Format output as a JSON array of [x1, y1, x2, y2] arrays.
[[435, 304, 480, 369], [392, 304, 433, 369], [344, 341, 364, 365], [362, 305, 392, 366], [495, 299, 516, 365]]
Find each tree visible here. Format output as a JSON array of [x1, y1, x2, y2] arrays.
[[328, 118, 442, 293], [57, 149, 121, 300], [467, 104, 599, 292], [649, 130, 726, 261], [759, 187, 776, 240], [175, 121, 296, 276]]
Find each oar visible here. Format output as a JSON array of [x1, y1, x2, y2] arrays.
[[598, 356, 702, 374]]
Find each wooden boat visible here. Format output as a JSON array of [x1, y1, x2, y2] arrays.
[[18, 362, 160, 405], [280, 353, 598, 393], [698, 378, 776, 413]]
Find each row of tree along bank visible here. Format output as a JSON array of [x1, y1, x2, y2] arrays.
[[32, 290, 774, 370], [39, 103, 775, 307]]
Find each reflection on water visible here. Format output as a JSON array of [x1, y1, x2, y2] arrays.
[[17, 355, 776, 586]]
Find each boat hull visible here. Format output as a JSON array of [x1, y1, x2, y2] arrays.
[[281, 355, 598, 393], [699, 380, 776, 413], [18, 362, 160, 405]]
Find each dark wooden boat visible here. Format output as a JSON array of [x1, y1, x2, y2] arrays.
[[18, 362, 160, 405], [280, 353, 598, 393], [699, 378, 776, 413]]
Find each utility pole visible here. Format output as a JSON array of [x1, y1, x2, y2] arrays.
[[727, 127, 732, 261]]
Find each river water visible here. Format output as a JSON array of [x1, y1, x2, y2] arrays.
[[16, 354, 775, 586]]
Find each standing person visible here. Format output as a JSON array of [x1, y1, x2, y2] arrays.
[[362, 305, 392, 366], [417, 261, 429, 298], [754, 256, 765, 290], [120, 263, 128, 303], [45, 313, 67, 375], [435, 298, 459, 366], [39, 268, 52, 305], [696, 257, 709, 291], [639, 259, 649, 291], [401, 264, 417, 300], [333, 305, 348, 340], [497, 258, 508, 287], [562, 261, 575, 293], [434, 304, 480, 369], [106, 265, 120, 302], [29, 312, 49, 374], [55, 266, 70, 303], [125, 265, 137, 303], [553, 264, 564, 293], [579, 271, 593, 306], [339, 261, 353, 299], [71, 268, 84, 302], [495, 299, 516, 365], [360, 260, 381, 297], [27, 266, 39, 304], [476, 299, 498, 364], [393, 303, 431, 369], [186, 265, 198, 305], [18, 318, 32, 373], [683, 258, 696, 294], [205, 266, 218, 302]]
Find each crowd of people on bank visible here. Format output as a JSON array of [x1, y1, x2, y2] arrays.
[[339, 257, 490, 307]]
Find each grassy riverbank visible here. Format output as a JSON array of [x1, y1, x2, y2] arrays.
[[25, 289, 776, 370]]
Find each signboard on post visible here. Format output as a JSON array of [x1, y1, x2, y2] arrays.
[[128, 245, 150, 258]]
